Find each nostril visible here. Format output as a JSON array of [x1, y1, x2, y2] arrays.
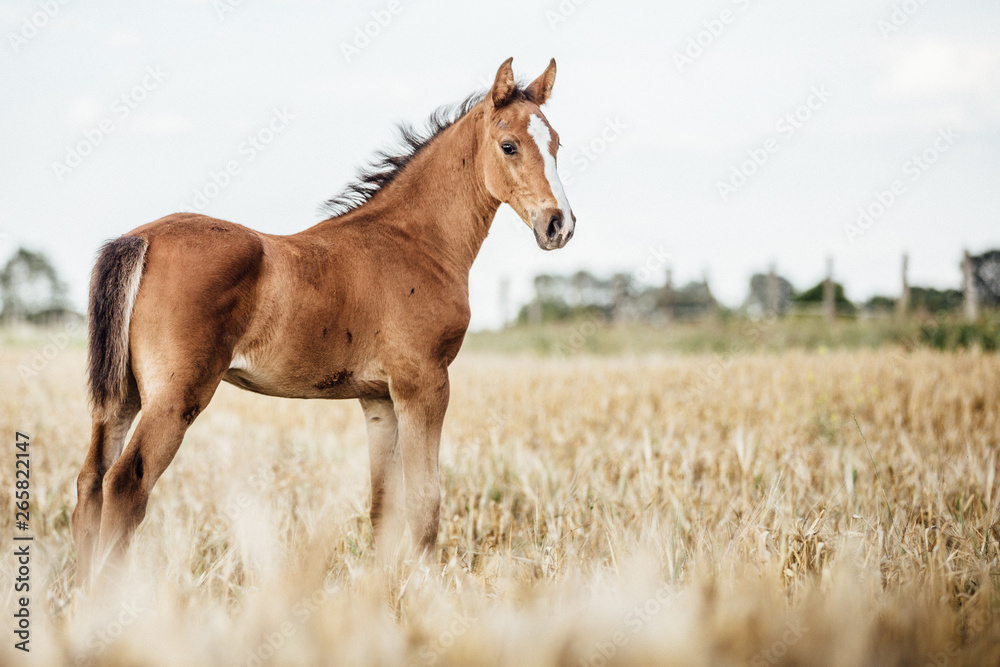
[[546, 212, 563, 240]]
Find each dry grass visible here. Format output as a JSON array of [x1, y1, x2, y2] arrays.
[[1, 343, 998, 666]]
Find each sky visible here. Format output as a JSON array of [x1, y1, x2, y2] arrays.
[[1, 0, 998, 329]]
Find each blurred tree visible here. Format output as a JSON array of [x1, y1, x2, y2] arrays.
[[908, 287, 963, 314], [570, 270, 614, 308], [794, 280, 856, 316], [610, 272, 634, 321], [745, 273, 794, 316], [520, 271, 617, 323], [0, 247, 72, 324], [659, 280, 716, 319], [971, 250, 1000, 307], [864, 295, 897, 314], [532, 273, 568, 303], [520, 269, 717, 324]]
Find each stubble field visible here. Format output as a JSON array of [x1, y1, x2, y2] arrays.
[[0, 342, 998, 666]]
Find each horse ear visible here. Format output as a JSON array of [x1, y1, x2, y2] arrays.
[[490, 57, 516, 108], [525, 58, 557, 106]]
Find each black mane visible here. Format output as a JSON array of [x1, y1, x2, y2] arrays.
[[319, 86, 527, 218]]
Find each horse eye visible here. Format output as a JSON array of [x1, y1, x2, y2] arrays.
[[501, 142, 517, 155]]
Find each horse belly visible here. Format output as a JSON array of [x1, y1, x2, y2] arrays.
[[222, 353, 387, 400]]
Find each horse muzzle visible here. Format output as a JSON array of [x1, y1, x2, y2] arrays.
[[533, 207, 575, 251]]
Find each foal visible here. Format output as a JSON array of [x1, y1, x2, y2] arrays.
[[73, 57, 575, 584]]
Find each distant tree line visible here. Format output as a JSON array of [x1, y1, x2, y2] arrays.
[[0, 247, 77, 324], [518, 250, 1000, 325], [518, 270, 718, 325]]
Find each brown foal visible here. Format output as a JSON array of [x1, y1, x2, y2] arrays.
[[72, 57, 576, 585]]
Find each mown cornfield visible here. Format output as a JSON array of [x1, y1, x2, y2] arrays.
[[0, 341, 998, 666]]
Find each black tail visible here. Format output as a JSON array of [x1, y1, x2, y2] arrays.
[[87, 236, 148, 418]]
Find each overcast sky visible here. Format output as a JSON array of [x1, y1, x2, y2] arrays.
[[2, 0, 998, 328]]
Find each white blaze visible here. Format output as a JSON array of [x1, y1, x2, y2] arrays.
[[527, 114, 573, 220]]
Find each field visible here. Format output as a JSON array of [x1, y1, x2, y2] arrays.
[[1, 335, 999, 666]]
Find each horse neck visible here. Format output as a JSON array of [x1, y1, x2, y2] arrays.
[[322, 107, 500, 279]]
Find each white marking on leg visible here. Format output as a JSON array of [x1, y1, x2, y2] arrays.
[[527, 114, 573, 220], [229, 354, 249, 371]]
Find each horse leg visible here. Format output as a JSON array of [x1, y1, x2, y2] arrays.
[[72, 379, 140, 588], [360, 398, 406, 568], [94, 376, 221, 577], [392, 371, 449, 564]]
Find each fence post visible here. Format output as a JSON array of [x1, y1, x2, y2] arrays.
[[963, 250, 979, 321], [663, 267, 674, 322], [767, 263, 780, 317], [823, 256, 836, 321], [612, 274, 628, 323], [702, 267, 716, 314], [897, 253, 910, 319]]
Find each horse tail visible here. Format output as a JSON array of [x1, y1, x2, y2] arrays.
[[87, 235, 148, 420]]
